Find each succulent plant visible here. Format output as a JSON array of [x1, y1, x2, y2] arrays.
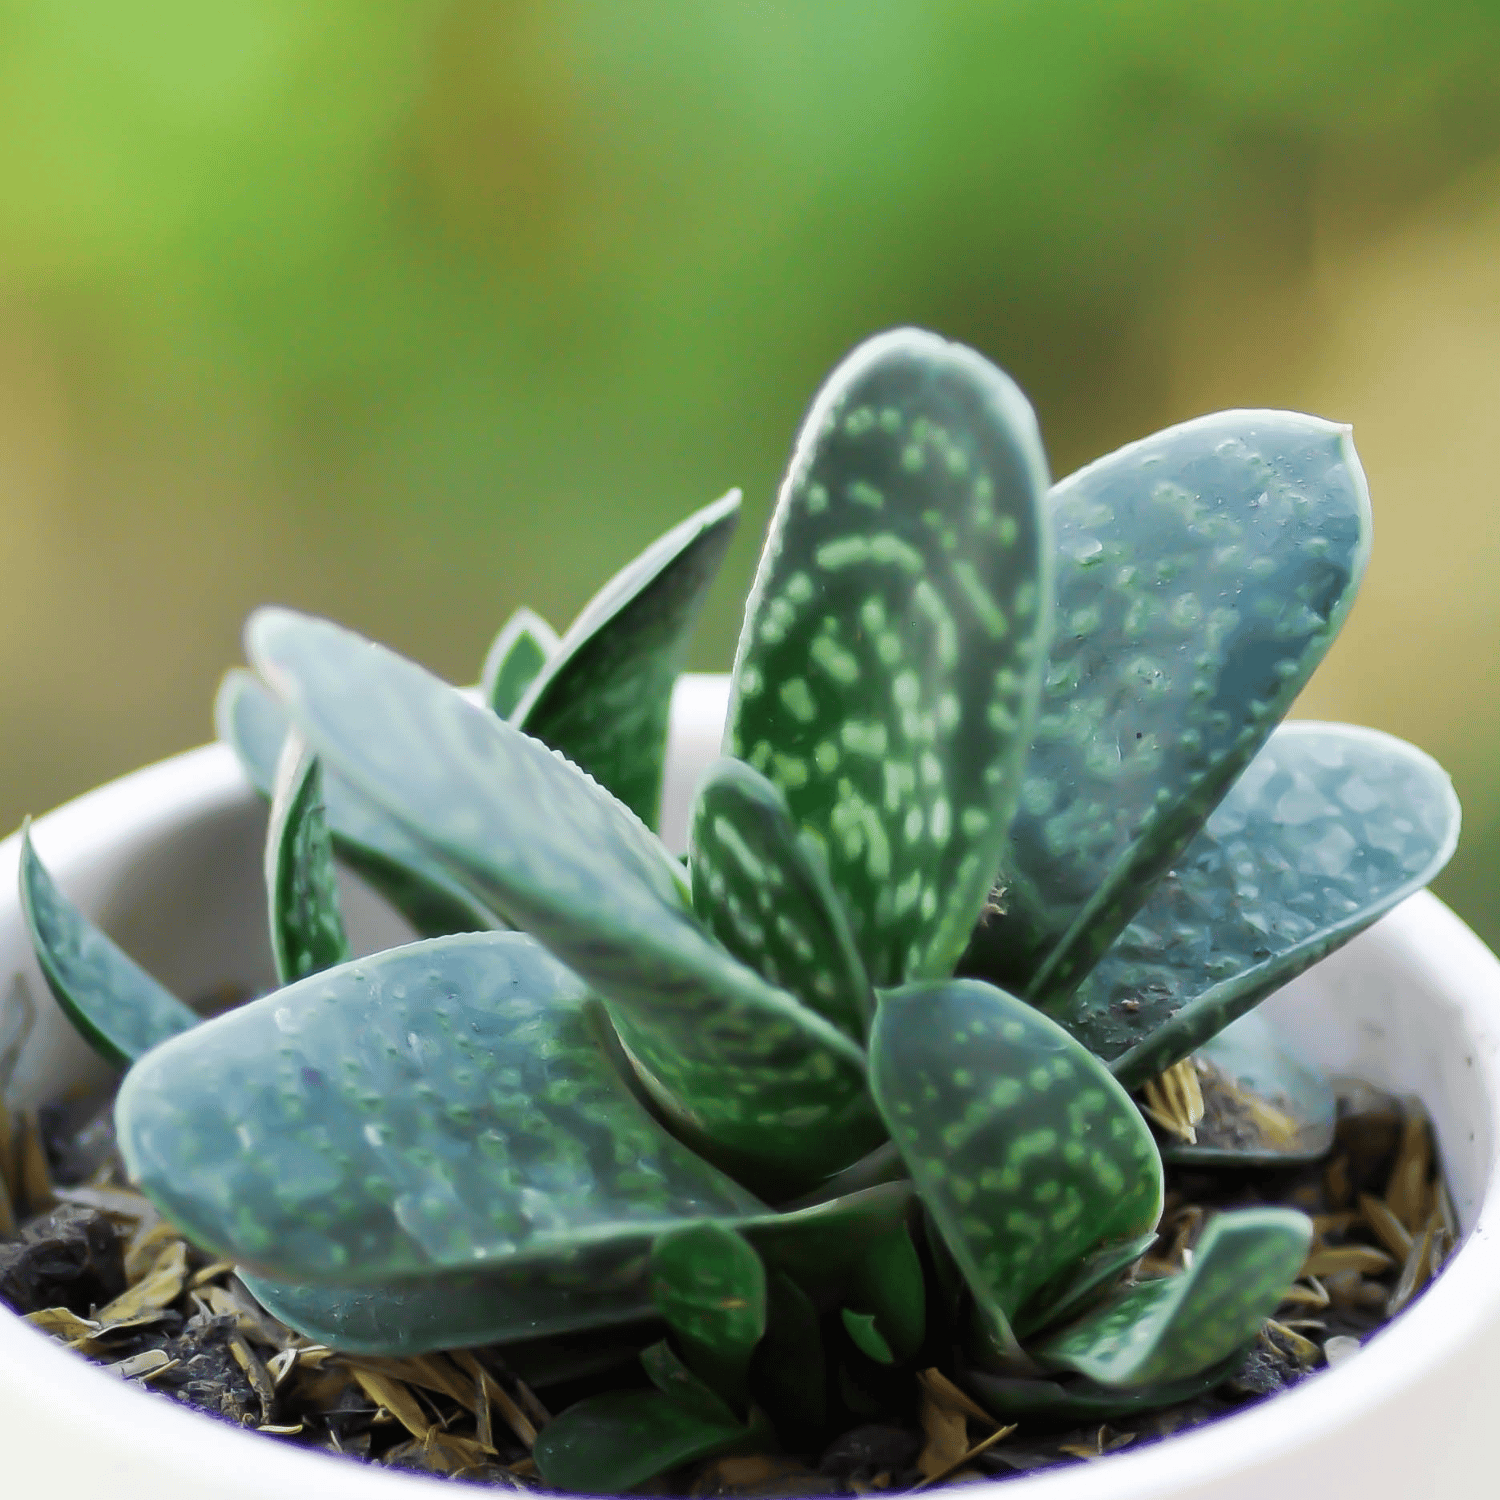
[[20, 329, 1459, 1493]]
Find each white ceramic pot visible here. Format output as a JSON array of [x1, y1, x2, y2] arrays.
[[2, 677, 1498, 1498]]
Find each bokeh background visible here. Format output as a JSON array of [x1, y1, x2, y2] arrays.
[[3, 3, 1499, 943]]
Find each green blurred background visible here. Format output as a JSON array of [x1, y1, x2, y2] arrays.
[[3, 3, 1499, 943]]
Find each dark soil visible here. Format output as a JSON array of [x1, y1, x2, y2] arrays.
[[0, 1084, 1452, 1493]]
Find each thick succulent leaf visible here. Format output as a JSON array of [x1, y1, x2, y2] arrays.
[[515, 490, 741, 828], [1056, 722, 1461, 1086], [241, 1259, 657, 1356], [841, 1309, 895, 1364], [726, 329, 1052, 987], [849, 1221, 925, 1360], [743, 1182, 915, 1297], [116, 932, 762, 1283], [869, 980, 1162, 1356], [1011, 1230, 1158, 1340], [966, 411, 1372, 1002], [690, 757, 872, 1039], [964, 1347, 1249, 1422], [651, 1222, 767, 1408], [248, 609, 878, 1192], [533, 1388, 747, 1494], [215, 668, 494, 938], [641, 1339, 743, 1423], [753, 1271, 826, 1441], [264, 739, 350, 984], [1036, 1207, 1311, 1387], [19, 827, 199, 1068], [1163, 1010, 1335, 1167], [480, 606, 559, 718]]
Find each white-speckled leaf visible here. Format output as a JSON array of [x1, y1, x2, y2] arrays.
[[117, 933, 763, 1284], [966, 412, 1371, 1003], [216, 668, 495, 938], [1052, 722, 1460, 1087], [689, 758, 872, 1039], [264, 738, 350, 984], [247, 610, 879, 1193], [727, 330, 1051, 987], [1035, 1207, 1311, 1387], [869, 980, 1162, 1354], [481, 607, 559, 718], [516, 491, 740, 828]]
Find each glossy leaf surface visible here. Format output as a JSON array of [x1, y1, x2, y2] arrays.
[[516, 490, 740, 828], [117, 932, 761, 1282], [248, 609, 878, 1192], [1053, 722, 1461, 1086], [215, 668, 493, 938], [480, 606, 558, 718], [1164, 1010, 1335, 1167], [869, 980, 1161, 1353], [242, 1258, 657, 1355], [690, 757, 872, 1039], [743, 1182, 915, 1297], [1036, 1207, 1311, 1386], [533, 1388, 746, 1494], [968, 411, 1371, 1002], [726, 329, 1051, 987], [849, 1221, 926, 1360], [841, 1309, 894, 1363], [651, 1222, 767, 1408], [264, 739, 350, 984], [19, 828, 199, 1068], [641, 1338, 742, 1422]]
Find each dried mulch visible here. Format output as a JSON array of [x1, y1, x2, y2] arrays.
[[0, 1082, 1457, 1493]]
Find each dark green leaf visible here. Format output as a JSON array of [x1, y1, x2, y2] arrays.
[[641, 1339, 741, 1423], [1035, 1207, 1311, 1386], [1053, 722, 1461, 1086], [841, 1309, 895, 1364], [241, 1260, 657, 1356], [966, 411, 1371, 1002], [116, 931, 762, 1283], [651, 1222, 766, 1409], [752, 1271, 826, 1442], [849, 1221, 925, 1360], [480, 606, 558, 719], [19, 826, 199, 1068], [264, 739, 350, 984], [963, 1346, 1250, 1422], [1011, 1230, 1157, 1340], [1163, 1011, 1335, 1166], [533, 1388, 746, 1494], [743, 1182, 915, 1298], [869, 980, 1162, 1359], [516, 490, 740, 828], [690, 757, 872, 1039], [215, 667, 495, 938], [726, 329, 1052, 987], [248, 609, 879, 1193]]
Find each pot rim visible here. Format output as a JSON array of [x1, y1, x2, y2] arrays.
[[2, 735, 1498, 1499]]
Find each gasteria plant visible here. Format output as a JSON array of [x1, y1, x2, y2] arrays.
[[19, 330, 1459, 1493]]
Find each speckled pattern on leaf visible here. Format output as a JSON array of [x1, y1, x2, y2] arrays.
[[969, 410, 1371, 1003], [690, 757, 873, 1040], [515, 490, 740, 829], [869, 980, 1162, 1347], [1035, 1207, 1311, 1388], [1057, 722, 1460, 1085], [727, 329, 1052, 989], [248, 610, 880, 1192], [116, 933, 762, 1283], [215, 667, 494, 938]]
